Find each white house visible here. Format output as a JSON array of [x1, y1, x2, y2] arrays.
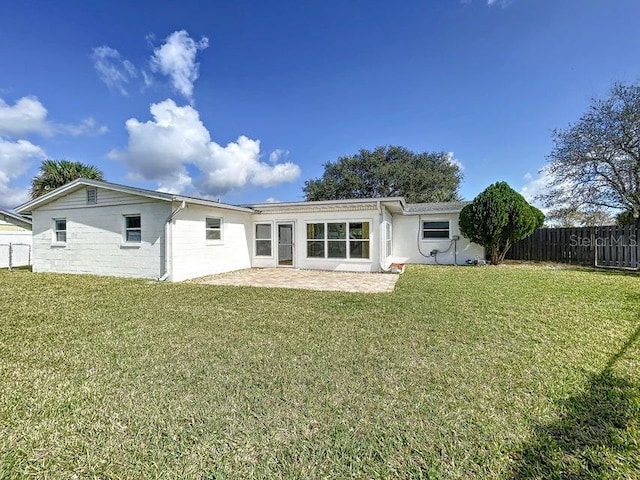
[[0, 209, 33, 268], [15, 179, 484, 281]]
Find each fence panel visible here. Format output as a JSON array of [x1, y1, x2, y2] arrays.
[[0, 243, 32, 269], [506, 224, 639, 269]]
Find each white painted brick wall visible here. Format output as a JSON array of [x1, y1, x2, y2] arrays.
[[170, 204, 252, 281], [32, 189, 170, 279], [250, 209, 382, 272], [392, 213, 485, 265]]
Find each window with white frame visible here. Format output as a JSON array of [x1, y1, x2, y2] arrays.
[[255, 223, 272, 256], [205, 217, 223, 242], [306, 221, 370, 259], [86, 187, 97, 205], [385, 222, 392, 258], [422, 220, 450, 239], [124, 215, 142, 243], [54, 218, 67, 243]]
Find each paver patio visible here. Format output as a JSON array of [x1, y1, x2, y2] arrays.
[[191, 268, 399, 293]]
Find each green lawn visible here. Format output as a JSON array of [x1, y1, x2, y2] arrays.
[[1, 265, 638, 479]]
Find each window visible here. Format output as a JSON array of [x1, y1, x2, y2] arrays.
[[385, 222, 392, 258], [86, 187, 97, 205], [306, 223, 325, 258], [205, 217, 222, 242], [124, 215, 142, 243], [349, 222, 370, 259], [327, 222, 347, 258], [54, 218, 67, 243], [422, 221, 450, 239], [255, 223, 272, 256], [306, 221, 370, 259]]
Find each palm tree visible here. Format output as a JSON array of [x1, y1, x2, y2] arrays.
[[30, 159, 104, 199]]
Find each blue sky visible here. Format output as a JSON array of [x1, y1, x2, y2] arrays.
[[1, 0, 639, 208]]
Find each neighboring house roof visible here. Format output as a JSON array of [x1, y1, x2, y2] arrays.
[[0, 209, 32, 230], [403, 201, 471, 215], [15, 178, 254, 215], [14, 178, 469, 217]]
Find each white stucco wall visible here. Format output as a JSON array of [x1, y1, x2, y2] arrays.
[[31, 187, 170, 279], [251, 208, 383, 272], [169, 204, 252, 282], [392, 213, 485, 265]]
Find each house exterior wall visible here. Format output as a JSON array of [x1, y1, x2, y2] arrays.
[[169, 204, 252, 282], [251, 207, 383, 272], [23, 180, 488, 280], [392, 213, 485, 265], [31, 187, 170, 279]]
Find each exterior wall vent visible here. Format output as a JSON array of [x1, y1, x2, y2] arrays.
[[87, 187, 98, 205]]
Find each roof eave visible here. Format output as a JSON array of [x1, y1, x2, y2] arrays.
[[248, 196, 407, 209], [0, 209, 33, 225], [173, 196, 255, 213], [15, 178, 176, 214]]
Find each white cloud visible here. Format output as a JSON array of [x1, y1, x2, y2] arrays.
[[141, 69, 154, 87], [520, 170, 552, 210], [269, 149, 289, 164], [264, 197, 279, 203], [487, 0, 514, 6], [92, 46, 138, 95], [58, 117, 109, 136], [446, 151, 464, 171], [0, 138, 46, 207], [112, 99, 300, 196], [0, 96, 51, 136], [150, 30, 209, 102], [156, 171, 193, 195], [0, 96, 107, 137]]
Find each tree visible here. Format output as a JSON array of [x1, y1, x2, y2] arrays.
[[303, 146, 462, 203], [549, 208, 615, 227], [538, 82, 640, 223], [616, 210, 640, 226], [459, 182, 544, 265], [30, 159, 104, 199]]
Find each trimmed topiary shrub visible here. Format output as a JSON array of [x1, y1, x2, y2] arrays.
[[459, 181, 544, 264]]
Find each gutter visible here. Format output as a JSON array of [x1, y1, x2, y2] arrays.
[[158, 200, 186, 281]]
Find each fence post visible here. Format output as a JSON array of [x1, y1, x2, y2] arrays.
[[592, 227, 597, 267], [8, 242, 12, 271]]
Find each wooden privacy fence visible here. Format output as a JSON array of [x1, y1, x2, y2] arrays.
[[506, 224, 639, 269]]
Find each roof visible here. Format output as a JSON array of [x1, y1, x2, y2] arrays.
[[403, 201, 470, 215], [0, 209, 32, 227], [248, 197, 406, 214], [15, 178, 254, 215], [13, 178, 467, 217]]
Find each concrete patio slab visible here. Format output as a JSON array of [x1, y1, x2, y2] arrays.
[[190, 268, 399, 293]]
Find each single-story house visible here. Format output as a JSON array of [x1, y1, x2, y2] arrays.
[[0, 209, 33, 268], [15, 179, 485, 281]]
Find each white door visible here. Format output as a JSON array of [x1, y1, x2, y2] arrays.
[[277, 223, 294, 267]]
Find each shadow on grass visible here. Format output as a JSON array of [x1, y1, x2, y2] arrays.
[[510, 323, 640, 479]]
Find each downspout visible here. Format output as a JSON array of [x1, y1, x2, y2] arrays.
[[158, 200, 186, 281]]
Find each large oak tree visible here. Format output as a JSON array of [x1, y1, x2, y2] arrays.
[[303, 146, 462, 203], [538, 82, 640, 223]]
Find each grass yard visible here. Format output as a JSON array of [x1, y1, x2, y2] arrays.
[[1, 265, 639, 479]]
